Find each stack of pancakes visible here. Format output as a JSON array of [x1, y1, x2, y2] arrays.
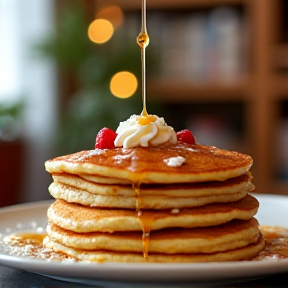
[[44, 143, 265, 262]]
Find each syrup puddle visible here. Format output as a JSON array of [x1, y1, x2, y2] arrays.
[[0, 223, 74, 262]]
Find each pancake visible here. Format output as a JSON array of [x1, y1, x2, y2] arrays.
[[48, 182, 247, 209], [43, 235, 265, 263], [44, 133, 263, 262], [45, 143, 253, 184], [47, 195, 259, 232], [46, 218, 260, 254], [81, 174, 131, 185], [52, 172, 254, 198]]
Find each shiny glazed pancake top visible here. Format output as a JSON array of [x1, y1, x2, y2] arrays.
[[45, 143, 253, 184]]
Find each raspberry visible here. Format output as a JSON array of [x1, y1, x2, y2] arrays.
[[95, 127, 117, 149], [176, 129, 196, 144]]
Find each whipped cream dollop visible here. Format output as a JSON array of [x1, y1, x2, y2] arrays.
[[114, 114, 177, 148]]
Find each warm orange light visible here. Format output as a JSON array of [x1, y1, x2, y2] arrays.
[[110, 71, 138, 98], [96, 5, 124, 29], [88, 19, 114, 44]]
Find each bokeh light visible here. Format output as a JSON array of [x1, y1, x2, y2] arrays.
[[110, 71, 138, 98], [96, 5, 124, 29], [88, 19, 114, 44]]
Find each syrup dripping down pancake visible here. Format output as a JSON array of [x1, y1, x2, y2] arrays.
[[47, 195, 259, 232], [45, 144, 253, 183]]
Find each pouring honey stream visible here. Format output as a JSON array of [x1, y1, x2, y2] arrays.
[[134, 0, 154, 259], [137, 0, 149, 118]]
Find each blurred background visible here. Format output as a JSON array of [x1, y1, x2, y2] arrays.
[[0, 0, 288, 207]]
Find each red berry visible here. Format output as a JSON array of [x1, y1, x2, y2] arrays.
[[95, 127, 117, 149], [177, 129, 196, 144]]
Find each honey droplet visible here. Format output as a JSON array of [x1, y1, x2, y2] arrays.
[[137, 32, 150, 49]]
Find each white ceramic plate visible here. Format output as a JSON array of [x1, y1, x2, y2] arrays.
[[0, 194, 288, 287]]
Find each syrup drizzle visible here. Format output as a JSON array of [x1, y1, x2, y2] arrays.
[[132, 181, 142, 212], [135, 0, 152, 258], [137, 0, 149, 118], [138, 211, 155, 258], [132, 178, 152, 258]]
